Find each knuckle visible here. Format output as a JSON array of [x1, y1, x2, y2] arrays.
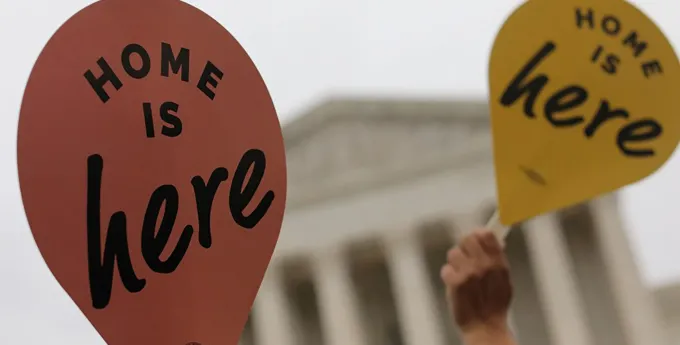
[[481, 230, 496, 242], [447, 248, 458, 261], [452, 248, 465, 260], [462, 233, 476, 246]]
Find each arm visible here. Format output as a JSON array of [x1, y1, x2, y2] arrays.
[[462, 326, 517, 345], [441, 230, 518, 345]]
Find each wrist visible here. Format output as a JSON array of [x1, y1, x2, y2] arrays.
[[461, 322, 515, 345]]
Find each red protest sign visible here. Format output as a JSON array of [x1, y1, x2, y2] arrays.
[[17, 0, 286, 344]]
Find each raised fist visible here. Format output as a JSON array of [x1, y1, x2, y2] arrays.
[[441, 230, 515, 344]]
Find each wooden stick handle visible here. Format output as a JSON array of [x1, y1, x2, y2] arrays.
[[485, 209, 511, 246]]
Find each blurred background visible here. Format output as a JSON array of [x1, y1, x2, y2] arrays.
[[1, 0, 680, 345], [237, 101, 680, 345]]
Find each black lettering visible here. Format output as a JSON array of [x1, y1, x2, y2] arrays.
[[622, 32, 648, 58], [161, 42, 190, 82], [576, 8, 594, 29], [87, 154, 145, 310], [500, 42, 556, 118], [160, 102, 183, 137], [230, 149, 275, 229], [617, 120, 662, 157], [84, 57, 123, 104], [592, 46, 620, 75], [642, 60, 663, 78], [121, 43, 151, 79], [142, 103, 155, 138], [191, 168, 229, 248], [584, 100, 629, 137], [141, 185, 193, 274], [197, 61, 224, 100], [591, 45, 604, 62], [602, 54, 620, 75], [544, 86, 587, 127], [601, 15, 621, 35]]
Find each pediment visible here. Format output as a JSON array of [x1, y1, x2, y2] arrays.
[[282, 98, 493, 208]]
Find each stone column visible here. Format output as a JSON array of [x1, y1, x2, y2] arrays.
[[312, 247, 367, 345], [590, 194, 668, 345], [385, 229, 447, 345], [251, 265, 296, 345], [525, 214, 594, 345]]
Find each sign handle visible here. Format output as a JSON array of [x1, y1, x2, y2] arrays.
[[485, 209, 511, 246]]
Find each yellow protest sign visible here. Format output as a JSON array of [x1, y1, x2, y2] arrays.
[[488, 0, 680, 227]]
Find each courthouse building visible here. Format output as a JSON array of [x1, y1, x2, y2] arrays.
[[238, 99, 672, 345]]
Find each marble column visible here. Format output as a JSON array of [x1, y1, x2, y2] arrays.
[[590, 194, 668, 345], [251, 266, 296, 345], [385, 229, 447, 345], [525, 214, 594, 345], [312, 247, 367, 345]]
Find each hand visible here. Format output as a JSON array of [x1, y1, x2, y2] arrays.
[[440, 230, 515, 345]]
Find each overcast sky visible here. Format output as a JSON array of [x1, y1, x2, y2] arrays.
[[1, 0, 679, 344]]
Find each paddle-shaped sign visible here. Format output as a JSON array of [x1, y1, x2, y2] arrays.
[[487, 0, 680, 238], [17, 0, 286, 344]]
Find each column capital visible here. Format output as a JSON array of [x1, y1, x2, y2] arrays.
[[453, 212, 486, 240], [381, 223, 421, 247], [426, 210, 486, 241], [309, 244, 344, 261]]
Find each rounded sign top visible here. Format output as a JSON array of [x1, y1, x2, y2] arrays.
[[488, 0, 680, 225], [17, 0, 286, 344]]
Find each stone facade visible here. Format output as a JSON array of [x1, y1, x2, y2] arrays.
[[238, 98, 669, 345]]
